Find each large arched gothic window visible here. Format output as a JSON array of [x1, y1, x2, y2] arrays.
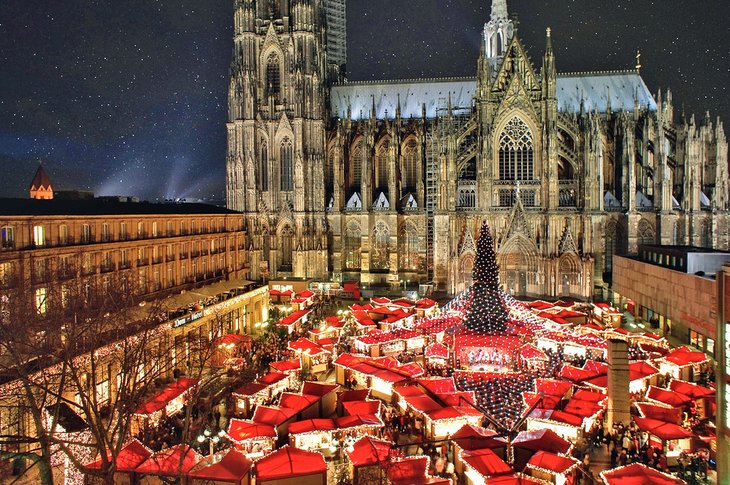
[[399, 222, 420, 271], [376, 140, 389, 190], [280, 225, 293, 269], [344, 222, 361, 269], [350, 140, 363, 192], [280, 138, 293, 191], [260, 141, 268, 191], [637, 220, 655, 247], [499, 117, 534, 181], [265, 53, 281, 102], [402, 139, 418, 192], [371, 221, 390, 270]]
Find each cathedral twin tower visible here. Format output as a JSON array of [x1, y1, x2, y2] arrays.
[[226, 0, 729, 299]]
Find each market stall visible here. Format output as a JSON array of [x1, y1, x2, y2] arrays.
[[85, 439, 152, 484], [633, 416, 695, 460], [287, 418, 337, 451], [659, 346, 711, 381], [188, 449, 252, 485], [511, 429, 572, 472], [599, 463, 687, 485], [345, 436, 400, 484], [276, 309, 312, 334], [132, 377, 199, 433], [352, 329, 425, 358], [253, 445, 327, 485], [302, 382, 339, 417], [424, 343, 450, 365], [451, 424, 509, 476], [288, 338, 330, 374], [135, 444, 202, 484], [385, 456, 451, 485], [669, 379, 716, 420], [270, 358, 302, 375], [212, 334, 253, 368], [460, 447, 513, 485], [524, 451, 579, 485], [486, 473, 550, 485], [225, 419, 276, 458], [232, 383, 269, 417]]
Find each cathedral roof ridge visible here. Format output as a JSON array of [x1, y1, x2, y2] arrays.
[[334, 76, 477, 87], [557, 69, 639, 77]]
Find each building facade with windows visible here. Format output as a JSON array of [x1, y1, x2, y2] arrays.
[[0, 197, 269, 453], [225, 0, 729, 298]]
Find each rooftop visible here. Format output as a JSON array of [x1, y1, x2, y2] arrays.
[[0, 198, 239, 216]]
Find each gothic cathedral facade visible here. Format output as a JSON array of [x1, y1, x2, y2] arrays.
[[226, 0, 729, 299]]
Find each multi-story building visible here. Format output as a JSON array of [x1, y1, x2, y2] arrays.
[[225, 0, 729, 299], [0, 195, 269, 453]]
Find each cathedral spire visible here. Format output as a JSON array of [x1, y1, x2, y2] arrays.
[[490, 0, 508, 21]]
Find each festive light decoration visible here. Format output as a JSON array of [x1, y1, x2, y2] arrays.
[[465, 222, 509, 333]]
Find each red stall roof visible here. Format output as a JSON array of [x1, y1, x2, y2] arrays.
[[669, 379, 715, 399], [427, 406, 482, 420], [279, 393, 320, 413], [134, 377, 198, 415], [636, 403, 681, 424], [232, 382, 267, 397], [633, 417, 695, 441], [338, 389, 371, 403], [251, 406, 297, 426], [257, 372, 288, 386], [346, 436, 399, 467], [288, 418, 336, 435], [526, 450, 578, 474], [301, 381, 338, 397], [276, 309, 311, 327], [342, 400, 381, 416], [462, 448, 513, 477], [135, 445, 201, 476], [600, 463, 688, 485], [417, 377, 457, 394], [563, 399, 602, 419], [425, 343, 449, 359], [520, 344, 548, 361], [188, 449, 252, 483], [288, 337, 329, 355], [664, 347, 710, 367], [405, 395, 443, 413], [335, 414, 383, 429], [512, 429, 571, 454], [387, 457, 431, 485], [548, 410, 584, 427], [254, 446, 326, 482], [571, 389, 606, 403], [86, 439, 151, 472], [452, 424, 508, 451], [270, 359, 301, 372], [486, 473, 548, 484], [535, 379, 573, 398], [226, 419, 277, 442], [646, 386, 692, 407]]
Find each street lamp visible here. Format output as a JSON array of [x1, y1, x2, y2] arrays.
[[197, 428, 226, 456]]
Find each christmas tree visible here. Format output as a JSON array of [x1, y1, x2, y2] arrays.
[[465, 222, 509, 333]]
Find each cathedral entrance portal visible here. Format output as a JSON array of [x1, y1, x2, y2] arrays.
[[498, 235, 538, 298]]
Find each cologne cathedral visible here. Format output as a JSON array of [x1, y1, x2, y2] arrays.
[[225, 0, 729, 299]]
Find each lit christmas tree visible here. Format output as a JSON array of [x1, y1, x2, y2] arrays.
[[465, 222, 509, 333]]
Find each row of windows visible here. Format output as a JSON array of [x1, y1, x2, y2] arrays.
[[342, 223, 422, 271], [347, 140, 419, 192], [0, 219, 236, 250]]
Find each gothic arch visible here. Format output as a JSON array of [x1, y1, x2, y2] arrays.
[[278, 223, 295, 270], [279, 137, 294, 191], [348, 136, 365, 194], [374, 136, 391, 190], [637, 219, 655, 246], [459, 253, 475, 291], [399, 221, 421, 271], [497, 234, 538, 296], [371, 220, 391, 270], [604, 219, 626, 273], [401, 136, 419, 192], [558, 253, 581, 297], [494, 115, 538, 181], [343, 220, 362, 270]]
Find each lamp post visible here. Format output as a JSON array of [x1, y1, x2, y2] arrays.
[[197, 428, 226, 456]]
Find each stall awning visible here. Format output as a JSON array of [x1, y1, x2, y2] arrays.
[[526, 450, 579, 474], [232, 382, 267, 397], [188, 449, 252, 483], [669, 379, 715, 399], [417, 377, 457, 394], [600, 462, 688, 484], [636, 403, 681, 424], [279, 393, 320, 413], [135, 445, 201, 476], [425, 343, 449, 359], [251, 406, 297, 426], [535, 379, 573, 398], [270, 358, 302, 372], [486, 473, 548, 484], [633, 417, 694, 440], [254, 446, 326, 482], [646, 386, 692, 407], [386, 457, 432, 485], [134, 377, 198, 415], [462, 448, 513, 477], [257, 372, 288, 386], [342, 400, 381, 417], [288, 337, 329, 356], [427, 406, 482, 421], [346, 436, 398, 467], [86, 439, 151, 472], [288, 418, 337, 435], [452, 424, 507, 451], [663, 346, 710, 367], [335, 414, 383, 429], [226, 419, 277, 442], [511, 429, 571, 454], [301, 381, 339, 397]]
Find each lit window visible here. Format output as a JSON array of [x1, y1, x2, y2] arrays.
[[35, 287, 47, 315], [33, 225, 45, 247], [59, 225, 68, 245], [1, 226, 14, 249]]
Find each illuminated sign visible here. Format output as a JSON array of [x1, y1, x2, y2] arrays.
[[172, 310, 205, 329]]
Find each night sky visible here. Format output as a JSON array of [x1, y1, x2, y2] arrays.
[[1, 1, 728, 201]]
